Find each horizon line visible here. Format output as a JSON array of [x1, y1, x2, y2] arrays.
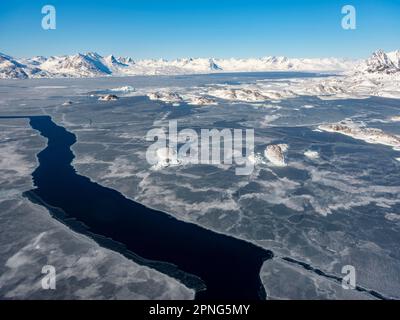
[[3, 49, 397, 61]]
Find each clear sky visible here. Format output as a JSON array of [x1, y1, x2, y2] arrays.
[[0, 0, 399, 59]]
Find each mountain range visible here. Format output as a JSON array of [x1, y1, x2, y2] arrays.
[[0, 50, 398, 79]]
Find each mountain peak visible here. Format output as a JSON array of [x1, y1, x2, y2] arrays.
[[85, 52, 103, 59], [364, 49, 399, 74], [208, 58, 222, 70]]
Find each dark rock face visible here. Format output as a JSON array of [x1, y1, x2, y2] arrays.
[[98, 94, 119, 101], [365, 50, 400, 74]]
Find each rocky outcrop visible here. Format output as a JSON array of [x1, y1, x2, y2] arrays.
[[98, 94, 119, 101], [319, 122, 400, 150], [147, 92, 183, 104], [264, 144, 288, 166]]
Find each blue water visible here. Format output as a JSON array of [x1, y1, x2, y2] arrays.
[[2, 115, 273, 300]]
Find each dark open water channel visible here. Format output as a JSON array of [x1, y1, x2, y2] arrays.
[[1, 115, 272, 299]]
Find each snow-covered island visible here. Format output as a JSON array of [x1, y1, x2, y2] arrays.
[[264, 144, 288, 166], [98, 94, 119, 101], [147, 91, 184, 105], [319, 121, 400, 150]]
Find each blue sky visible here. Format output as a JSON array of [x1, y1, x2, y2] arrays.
[[0, 0, 399, 59]]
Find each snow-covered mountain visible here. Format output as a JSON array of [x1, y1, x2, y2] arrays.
[[214, 56, 356, 73], [39, 52, 112, 77], [356, 50, 400, 75], [0, 53, 29, 79], [0, 50, 397, 79], [0, 52, 50, 79]]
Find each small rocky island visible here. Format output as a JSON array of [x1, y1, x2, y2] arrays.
[[98, 94, 119, 101]]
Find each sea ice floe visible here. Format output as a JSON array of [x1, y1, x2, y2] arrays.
[[260, 258, 373, 300], [34, 86, 67, 89], [103, 157, 137, 178], [304, 150, 319, 159], [0, 144, 35, 178], [385, 213, 400, 222], [0, 199, 194, 300], [291, 160, 400, 216], [110, 86, 135, 93], [390, 116, 400, 122], [261, 114, 280, 127]]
